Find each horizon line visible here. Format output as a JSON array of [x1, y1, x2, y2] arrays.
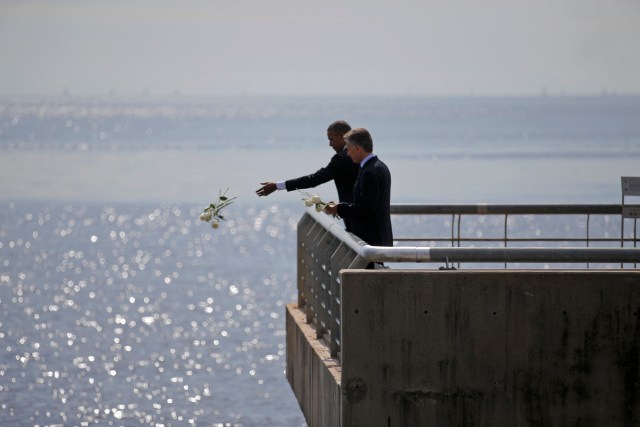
[[1, 91, 639, 102]]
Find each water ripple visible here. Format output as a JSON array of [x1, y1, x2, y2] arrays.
[[0, 201, 304, 426]]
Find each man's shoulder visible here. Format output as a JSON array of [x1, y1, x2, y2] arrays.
[[365, 156, 390, 174], [373, 156, 389, 167], [363, 155, 383, 167], [332, 150, 351, 162], [330, 150, 358, 168]]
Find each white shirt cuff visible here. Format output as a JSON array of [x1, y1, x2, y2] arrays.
[[276, 181, 286, 190]]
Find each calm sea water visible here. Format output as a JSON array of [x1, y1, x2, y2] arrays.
[[1, 95, 639, 426]]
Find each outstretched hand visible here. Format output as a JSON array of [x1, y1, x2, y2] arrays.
[[255, 182, 277, 197]]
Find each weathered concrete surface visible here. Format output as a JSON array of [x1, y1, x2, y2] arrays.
[[340, 270, 640, 427], [286, 303, 341, 427]]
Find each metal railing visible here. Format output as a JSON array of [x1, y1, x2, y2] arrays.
[[390, 203, 637, 247], [297, 203, 640, 358]]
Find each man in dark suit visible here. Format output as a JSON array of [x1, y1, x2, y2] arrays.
[[324, 128, 393, 248], [255, 120, 359, 231]]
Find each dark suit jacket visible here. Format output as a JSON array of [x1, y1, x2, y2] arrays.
[[285, 149, 359, 203], [336, 156, 393, 246], [285, 149, 359, 231]]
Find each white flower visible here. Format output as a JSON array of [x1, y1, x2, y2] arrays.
[[200, 188, 236, 231], [299, 191, 338, 218]]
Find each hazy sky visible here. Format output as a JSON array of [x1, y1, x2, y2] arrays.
[[1, 0, 639, 97]]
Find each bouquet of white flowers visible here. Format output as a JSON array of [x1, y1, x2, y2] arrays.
[[299, 191, 339, 218], [200, 188, 237, 229]]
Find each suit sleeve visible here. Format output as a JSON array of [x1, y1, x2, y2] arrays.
[[336, 168, 381, 218], [284, 153, 345, 191]]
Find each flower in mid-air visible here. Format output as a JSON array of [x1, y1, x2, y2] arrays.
[[200, 188, 237, 230]]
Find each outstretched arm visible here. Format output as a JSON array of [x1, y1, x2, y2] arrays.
[[284, 152, 347, 191]]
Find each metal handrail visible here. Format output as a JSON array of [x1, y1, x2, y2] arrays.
[[308, 206, 640, 264], [359, 245, 640, 264], [390, 203, 639, 249], [390, 203, 621, 215]]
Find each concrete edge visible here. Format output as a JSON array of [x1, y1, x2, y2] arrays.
[[286, 303, 342, 384]]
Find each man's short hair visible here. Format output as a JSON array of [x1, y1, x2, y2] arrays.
[[327, 120, 351, 135], [344, 128, 373, 153]]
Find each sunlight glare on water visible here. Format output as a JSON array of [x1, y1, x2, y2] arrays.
[[0, 201, 305, 426]]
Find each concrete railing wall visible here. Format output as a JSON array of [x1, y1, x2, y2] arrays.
[[287, 269, 640, 426], [296, 206, 640, 360], [338, 270, 640, 426], [289, 205, 640, 426]]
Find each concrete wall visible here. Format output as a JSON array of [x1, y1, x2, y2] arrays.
[[286, 303, 341, 427], [340, 270, 640, 426]]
